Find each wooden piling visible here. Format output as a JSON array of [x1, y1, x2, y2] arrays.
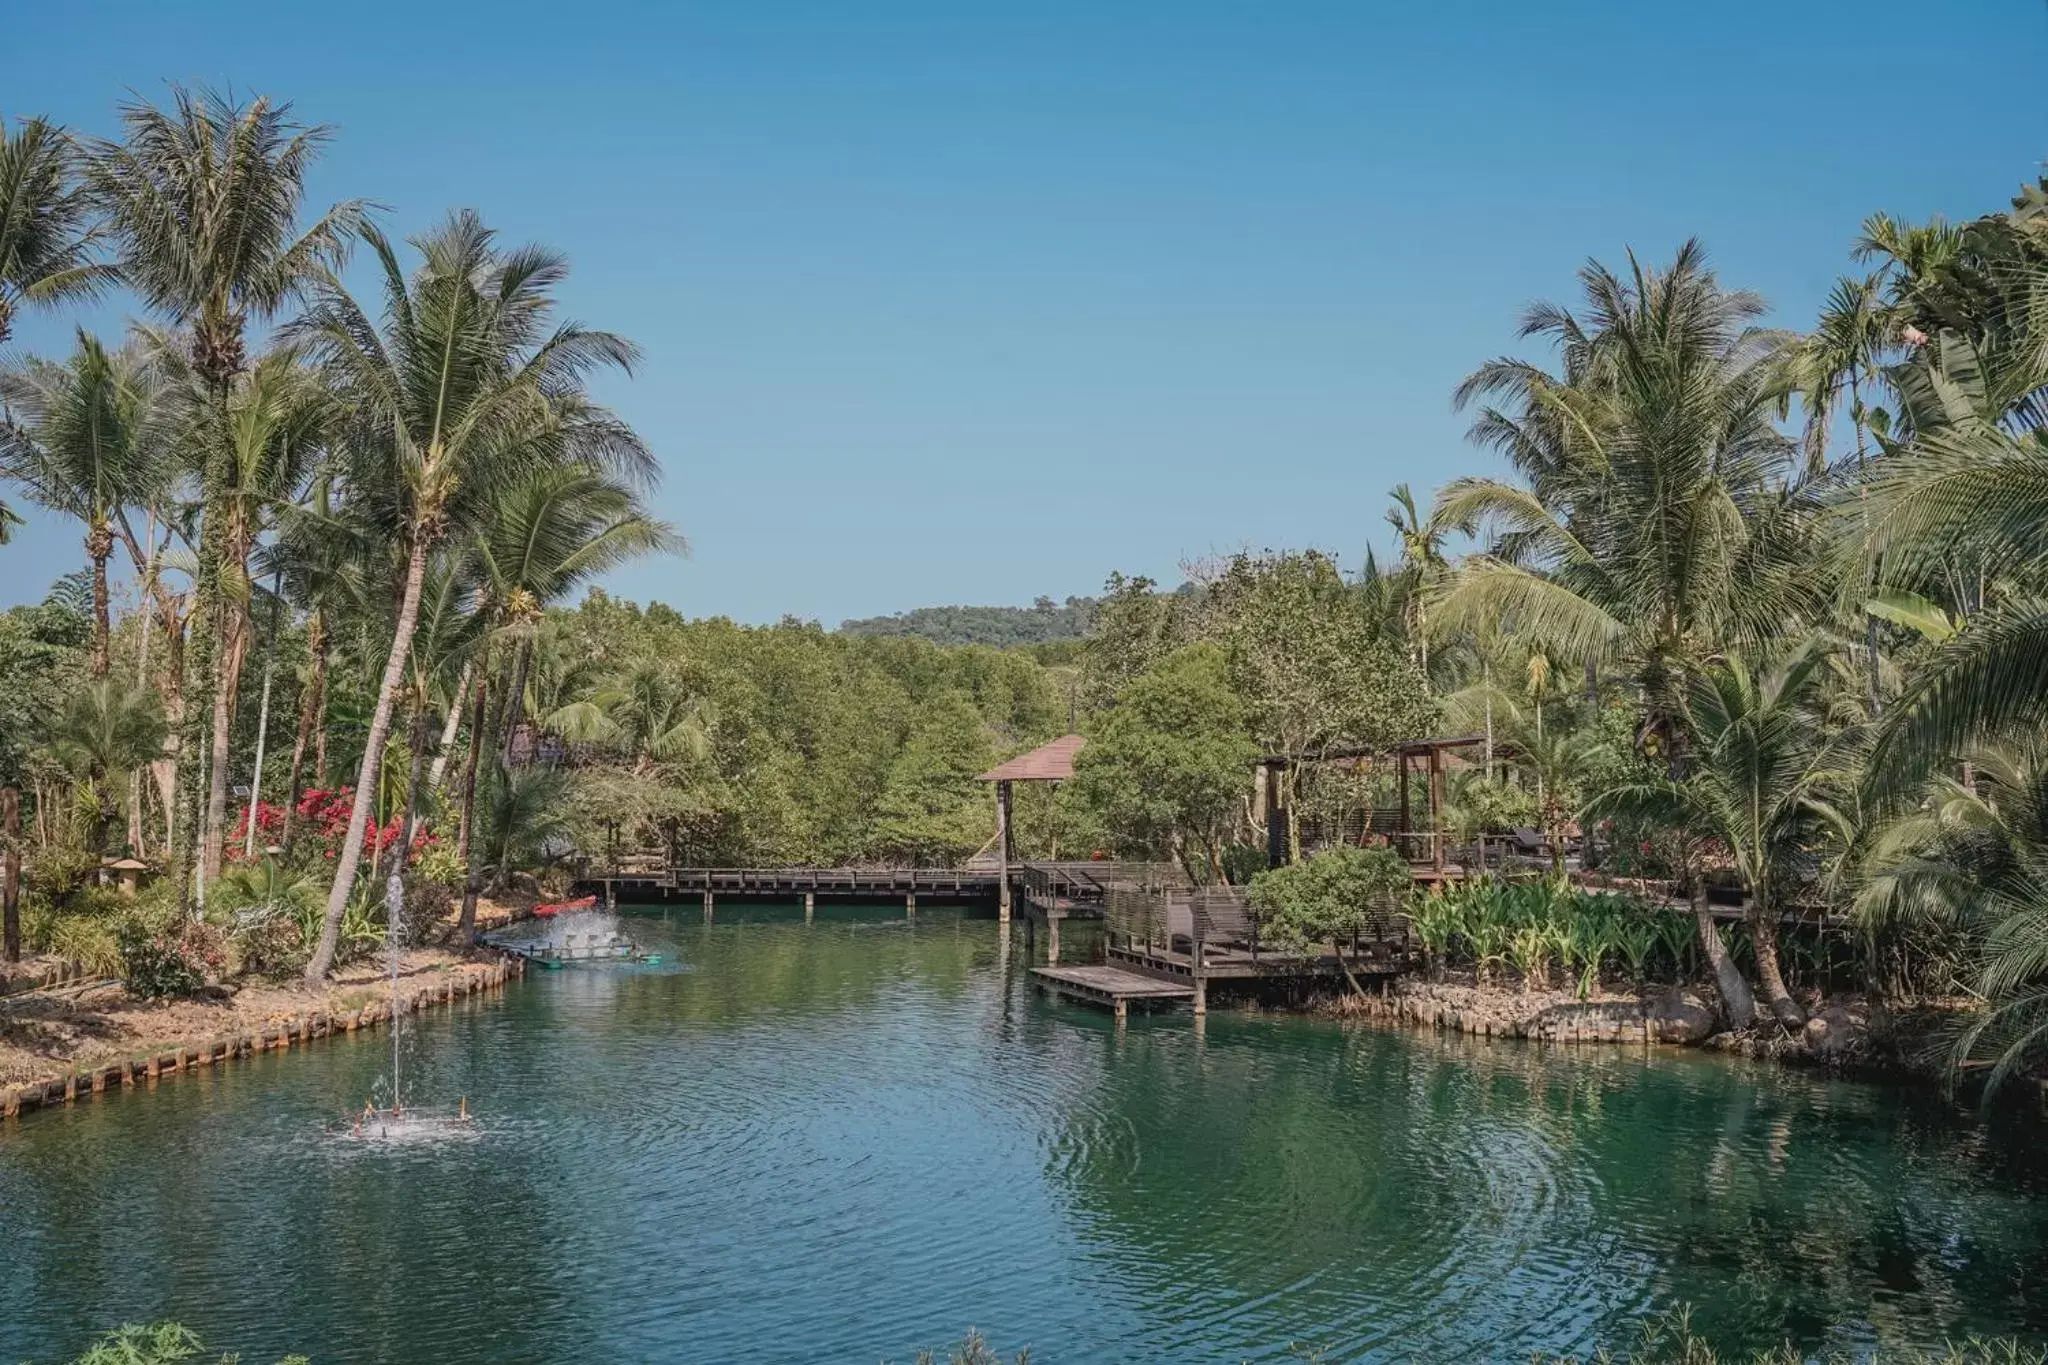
[[702, 889, 714, 923], [804, 891, 815, 923]]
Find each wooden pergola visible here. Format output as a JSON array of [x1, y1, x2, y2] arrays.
[[1255, 734, 1488, 874], [976, 734, 1085, 923]]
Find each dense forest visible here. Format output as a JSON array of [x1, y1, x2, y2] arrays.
[[838, 596, 1094, 648], [8, 85, 2048, 1089]]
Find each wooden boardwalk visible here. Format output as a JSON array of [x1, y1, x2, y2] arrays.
[[1030, 964, 1195, 1020]]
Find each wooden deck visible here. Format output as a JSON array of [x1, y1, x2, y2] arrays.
[[1031, 964, 1195, 1020], [1105, 941, 1403, 984]]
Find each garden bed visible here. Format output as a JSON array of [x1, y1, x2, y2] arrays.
[[0, 893, 538, 1090]]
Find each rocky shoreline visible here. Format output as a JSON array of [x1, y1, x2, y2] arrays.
[[1322, 973, 1958, 1082]]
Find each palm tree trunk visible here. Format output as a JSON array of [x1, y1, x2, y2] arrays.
[[86, 525, 113, 679], [385, 703, 433, 942], [499, 637, 533, 769], [376, 703, 431, 888], [202, 603, 248, 882], [305, 538, 430, 984], [456, 663, 492, 944], [427, 660, 472, 792], [279, 612, 326, 857], [1693, 884, 1756, 1029], [1747, 901, 1806, 1028], [152, 605, 185, 858], [3, 787, 20, 963]]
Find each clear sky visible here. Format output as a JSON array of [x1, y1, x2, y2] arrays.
[[4, 1, 2045, 624]]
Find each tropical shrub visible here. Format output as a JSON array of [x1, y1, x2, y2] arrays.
[[116, 915, 224, 998], [1248, 845, 1411, 956], [50, 1321, 307, 1365], [1408, 879, 1677, 995], [44, 912, 121, 976]]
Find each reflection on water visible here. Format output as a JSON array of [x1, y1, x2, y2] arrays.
[[2, 906, 2046, 1364]]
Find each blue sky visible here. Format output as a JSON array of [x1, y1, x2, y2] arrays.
[[4, 1, 2044, 624]]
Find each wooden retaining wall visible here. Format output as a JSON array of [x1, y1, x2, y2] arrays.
[[0, 956, 526, 1124]]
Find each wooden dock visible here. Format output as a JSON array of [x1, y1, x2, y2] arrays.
[[1030, 964, 1195, 1020]]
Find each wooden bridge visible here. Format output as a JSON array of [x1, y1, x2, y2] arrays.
[[568, 855, 1117, 948]]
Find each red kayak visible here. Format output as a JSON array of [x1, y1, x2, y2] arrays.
[[533, 895, 598, 919]]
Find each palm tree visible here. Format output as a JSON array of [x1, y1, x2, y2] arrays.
[[185, 346, 329, 882], [0, 333, 167, 676], [0, 114, 113, 349], [448, 465, 672, 937], [1586, 642, 1855, 1030], [88, 85, 367, 901], [1795, 273, 1901, 719], [263, 478, 369, 854], [480, 465, 677, 767], [291, 212, 654, 982], [474, 762, 577, 895], [548, 660, 716, 771], [1849, 210, 2048, 793], [1434, 242, 1820, 767], [1856, 738, 2048, 1096], [1383, 482, 1452, 677], [41, 678, 167, 854]]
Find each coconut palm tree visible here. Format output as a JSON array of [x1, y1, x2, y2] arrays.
[[444, 465, 673, 937], [1434, 242, 1821, 768], [1793, 273, 1896, 715], [548, 660, 716, 771], [291, 211, 654, 982], [0, 114, 113, 350], [40, 678, 167, 854], [0, 333, 168, 676], [262, 477, 370, 854], [479, 464, 677, 768], [88, 85, 367, 903], [1383, 482, 1454, 678], [1857, 737, 2048, 1096], [1586, 641, 1855, 1030]]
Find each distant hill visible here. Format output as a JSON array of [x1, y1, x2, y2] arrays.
[[838, 596, 1095, 648]]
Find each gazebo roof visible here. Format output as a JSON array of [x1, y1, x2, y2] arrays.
[[977, 734, 1086, 783]]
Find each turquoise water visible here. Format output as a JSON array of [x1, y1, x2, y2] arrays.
[[3, 906, 2047, 1363]]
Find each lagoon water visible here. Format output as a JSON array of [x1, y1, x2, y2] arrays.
[[4, 906, 2048, 1363]]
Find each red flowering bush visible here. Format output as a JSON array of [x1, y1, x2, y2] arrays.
[[242, 788, 439, 869]]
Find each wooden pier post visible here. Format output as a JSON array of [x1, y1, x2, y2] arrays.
[[1113, 996, 1128, 1025], [1046, 914, 1061, 965], [702, 889, 714, 923], [804, 891, 815, 924], [1191, 929, 1208, 1017], [906, 892, 916, 920], [996, 779, 1013, 926]]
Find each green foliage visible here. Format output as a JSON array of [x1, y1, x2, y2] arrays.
[[1413, 879, 1675, 994], [1533, 1307, 2043, 1365], [209, 857, 326, 977], [116, 912, 224, 998], [1069, 644, 1258, 880], [45, 912, 122, 976], [1208, 549, 1438, 765], [1247, 845, 1410, 952], [871, 690, 996, 865], [51, 1320, 309, 1365], [1443, 776, 1537, 841], [0, 581, 90, 789], [842, 596, 1093, 648]]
